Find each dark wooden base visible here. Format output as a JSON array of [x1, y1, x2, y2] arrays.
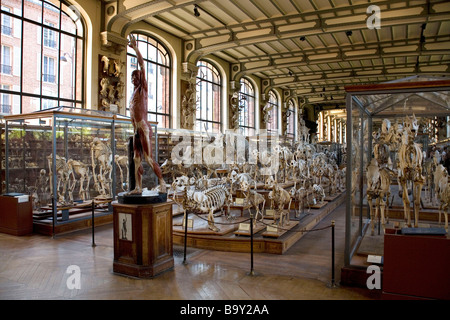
[[383, 233, 450, 300], [33, 212, 113, 236], [113, 256, 174, 279], [0, 195, 33, 236], [113, 200, 174, 278]]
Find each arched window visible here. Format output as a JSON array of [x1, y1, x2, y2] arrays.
[[286, 99, 296, 140], [196, 60, 221, 133], [126, 33, 171, 128], [0, 0, 85, 114], [239, 77, 255, 136], [266, 90, 278, 133]]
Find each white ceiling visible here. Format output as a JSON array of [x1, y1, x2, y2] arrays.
[[103, 0, 450, 106]]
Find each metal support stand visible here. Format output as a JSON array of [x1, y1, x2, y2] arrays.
[[183, 211, 188, 265], [327, 220, 339, 288], [91, 200, 96, 247], [51, 197, 55, 239], [247, 214, 258, 276]]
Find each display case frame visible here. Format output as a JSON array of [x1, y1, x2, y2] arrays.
[[344, 76, 450, 267], [2, 107, 158, 233]]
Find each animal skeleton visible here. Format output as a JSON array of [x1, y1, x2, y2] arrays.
[[290, 182, 310, 217], [437, 172, 450, 231], [397, 114, 424, 228], [171, 176, 231, 232], [312, 184, 325, 205], [91, 138, 112, 198], [240, 180, 266, 226], [366, 158, 394, 235], [114, 155, 129, 192], [185, 185, 231, 232], [47, 154, 72, 205], [269, 183, 292, 227], [67, 159, 91, 201]]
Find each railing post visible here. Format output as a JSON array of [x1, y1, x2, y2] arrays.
[[247, 214, 257, 276], [91, 200, 96, 247], [328, 220, 338, 288], [183, 211, 188, 265]]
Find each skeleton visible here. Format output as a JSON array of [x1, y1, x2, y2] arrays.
[[279, 146, 294, 182], [240, 180, 266, 226], [115, 155, 129, 192], [35, 169, 49, 211], [47, 154, 72, 205], [365, 119, 395, 234], [433, 164, 447, 205], [312, 183, 326, 205], [437, 171, 450, 231], [229, 170, 253, 194], [290, 182, 310, 217], [185, 185, 231, 232], [67, 159, 91, 201], [196, 175, 224, 190], [397, 114, 424, 228], [269, 183, 292, 227], [91, 138, 112, 197], [366, 158, 394, 235]]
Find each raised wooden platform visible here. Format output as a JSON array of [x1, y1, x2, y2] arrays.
[[33, 211, 113, 236], [173, 191, 345, 254], [29, 198, 115, 236]]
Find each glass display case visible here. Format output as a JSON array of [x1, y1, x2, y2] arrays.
[[344, 76, 450, 267], [2, 107, 158, 231]]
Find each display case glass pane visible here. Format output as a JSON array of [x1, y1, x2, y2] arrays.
[[345, 76, 450, 266]]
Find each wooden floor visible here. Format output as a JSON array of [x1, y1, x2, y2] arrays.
[[0, 202, 380, 300]]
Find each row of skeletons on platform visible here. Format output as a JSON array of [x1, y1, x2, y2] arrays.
[[365, 114, 449, 235], [164, 123, 346, 232], [32, 137, 129, 210]]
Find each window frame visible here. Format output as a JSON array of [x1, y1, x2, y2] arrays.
[[0, 0, 85, 114], [238, 77, 256, 136], [286, 98, 296, 140], [266, 90, 279, 134], [195, 60, 222, 133]]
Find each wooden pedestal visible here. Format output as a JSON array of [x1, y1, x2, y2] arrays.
[[0, 195, 33, 236], [383, 232, 450, 300], [113, 200, 174, 278]]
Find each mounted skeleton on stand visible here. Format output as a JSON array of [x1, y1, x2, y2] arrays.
[[47, 154, 72, 205], [436, 166, 450, 231], [90, 137, 112, 198], [367, 119, 396, 234], [398, 114, 424, 228], [269, 183, 292, 227], [290, 181, 310, 218], [67, 159, 91, 201], [240, 180, 266, 226], [171, 177, 231, 232]]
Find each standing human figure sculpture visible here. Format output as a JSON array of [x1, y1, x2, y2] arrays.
[[127, 34, 166, 194]]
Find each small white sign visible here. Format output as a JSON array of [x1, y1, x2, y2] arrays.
[[367, 255, 382, 264], [238, 223, 250, 232], [267, 225, 278, 233], [266, 209, 275, 217], [16, 195, 29, 203], [182, 218, 194, 229], [235, 198, 245, 205]]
